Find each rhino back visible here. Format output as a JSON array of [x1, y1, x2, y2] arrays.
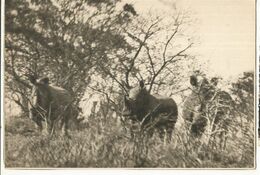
[[150, 94, 178, 115], [48, 85, 73, 107]]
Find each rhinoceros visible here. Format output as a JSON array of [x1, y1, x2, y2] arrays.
[[28, 76, 78, 136], [182, 74, 233, 149], [122, 80, 178, 142]]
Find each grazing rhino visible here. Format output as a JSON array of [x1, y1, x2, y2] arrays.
[[28, 76, 76, 136], [182, 74, 233, 149], [122, 80, 178, 141]]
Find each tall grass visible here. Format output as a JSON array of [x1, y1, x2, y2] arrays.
[[5, 112, 254, 168]]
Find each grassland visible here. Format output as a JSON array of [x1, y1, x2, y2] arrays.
[[4, 113, 254, 168]]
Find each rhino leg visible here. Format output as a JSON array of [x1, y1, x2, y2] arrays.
[[191, 117, 207, 137], [166, 127, 173, 142], [157, 126, 173, 143], [219, 130, 228, 150], [165, 115, 177, 142], [36, 120, 43, 132], [158, 127, 166, 142], [33, 117, 43, 132], [62, 114, 71, 138], [64, 120, 70, 138]]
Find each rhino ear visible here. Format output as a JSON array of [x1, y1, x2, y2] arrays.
[[190, 75, 198, 87], [40, 77, 49, 85], [139, 80, 144, 89]]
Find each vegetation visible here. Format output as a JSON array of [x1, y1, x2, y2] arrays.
[[4, 0, 254, 168]]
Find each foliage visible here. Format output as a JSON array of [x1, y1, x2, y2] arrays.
[[229, 72, 255, 165], [5, 0, 134, 113], [5, 0, 195, 118]]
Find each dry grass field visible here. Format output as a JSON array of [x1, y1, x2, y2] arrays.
[[5, 112, 254, 168]]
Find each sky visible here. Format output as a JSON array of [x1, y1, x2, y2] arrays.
[[128, 0, 255, 79]]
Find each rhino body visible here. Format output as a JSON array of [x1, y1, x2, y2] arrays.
[[182, 74, 233, 149], [123, 81, 178, 141], [28, 77, 78, 136]]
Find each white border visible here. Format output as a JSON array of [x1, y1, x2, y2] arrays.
[[256, 0, 259, 155], [1, 0, 5, 174]]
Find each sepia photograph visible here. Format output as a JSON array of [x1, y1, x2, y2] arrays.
[[2, 0, 256, 169]]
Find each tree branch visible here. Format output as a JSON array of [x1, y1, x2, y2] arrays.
[[9, 49, 32, 89], [145, 46, 156, 75], [124, 19, 161, 87], [163, 26, 179, 62], [148, 43, 193, 92], [98, 59, 128, 93]]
